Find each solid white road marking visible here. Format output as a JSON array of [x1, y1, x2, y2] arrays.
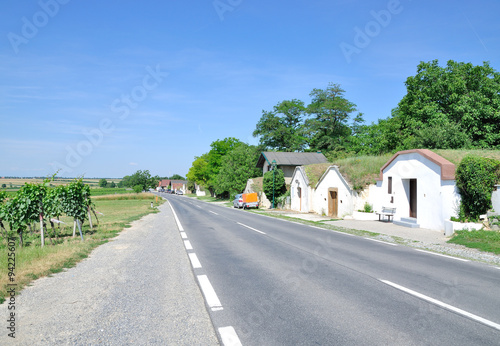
[[180, 232, 188, 239], [219, 326, 243, 346], [309, 225, 355, 236], [184, 240, 193, 250], [188, 253, 202, 269], [366, 238, 397, 246], [414, 249, 469, 262], [197, 275, 223, 310], [380, 279, 500, 331], [167, 201, 184, 232], [237, 222, 266, 235], [209, 210, 219, 215]]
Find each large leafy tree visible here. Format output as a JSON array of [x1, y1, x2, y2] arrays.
[[397, 60, 500, 148], [215, 143, 262, 198], [187, 154, 210, 187], [305, 83, 359, 152], [205, 137, 242, 196], [253, 99, 307, 151], [121, 170, 159, 190]]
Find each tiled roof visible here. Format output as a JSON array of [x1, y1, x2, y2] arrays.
[[256, 152, 328, 168]]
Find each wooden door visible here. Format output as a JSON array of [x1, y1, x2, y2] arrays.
[[328, 188, 338, 218], [409, 179, 417, 218]]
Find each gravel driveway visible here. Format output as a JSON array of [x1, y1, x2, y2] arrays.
[[1, 202, 219, 345]]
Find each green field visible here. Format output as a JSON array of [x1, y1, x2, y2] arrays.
[[0, 193, 163, 303]]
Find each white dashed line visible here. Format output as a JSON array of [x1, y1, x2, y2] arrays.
[[380, 279, 500, 331], [180, 232, 188, 239], [366, 238, 397, 246], [197, 275, 223, 310], [209, 211, 219, 215], [414, 249, 469, 262], [188, 253, 202, 269], [219, 326, 242, 346], [184, 240, 193, 250], [237, 222, 266, 235]]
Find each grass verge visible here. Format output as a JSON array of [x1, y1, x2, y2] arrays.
[[448, 230, 500, 255], [0, 194, 163, 303]]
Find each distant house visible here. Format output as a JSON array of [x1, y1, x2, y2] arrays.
[[158, 179, 187, 193], [376, 149, 459, 231], [256, 152, 328, 184]]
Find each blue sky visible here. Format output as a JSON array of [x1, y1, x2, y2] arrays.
[[1, 0, 499, 178]]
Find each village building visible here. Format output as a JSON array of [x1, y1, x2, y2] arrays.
[[256, 152, 328, 184]]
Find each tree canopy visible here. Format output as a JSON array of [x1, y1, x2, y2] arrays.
[[253, 99, 307, 152], [396, 60, 500, 149], [215, 143, 262, 198], [121, 170, 159, 191]]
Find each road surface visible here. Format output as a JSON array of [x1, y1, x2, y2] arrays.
[[164, 193, 500, 345]]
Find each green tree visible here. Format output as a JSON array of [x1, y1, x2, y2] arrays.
[[121, 170, 159, 190], [205, 138, 242, 196], [98, 178, 108, 188], [133, 185, 143, 193], [263, 168, 286, 206], [187, 155, 210, 188], [169, 174, 185, 180], [109, 181, 116, 188], [397, 60, 500, 148], [1, 184, 6, 188], [305, 83, 359, 152], [456, 155, 500, 220], [215, 144, 262, 197], [253, 99, 307, 151]]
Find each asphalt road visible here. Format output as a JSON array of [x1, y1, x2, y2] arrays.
[[163, 193, 500, 345]]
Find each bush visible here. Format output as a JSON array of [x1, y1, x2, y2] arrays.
[[456, 155, 500, 221], [263, 169, 286, 204], [133, 185, 143, 194]]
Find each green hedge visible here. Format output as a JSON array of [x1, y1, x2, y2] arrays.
[[456, 155, 500, 221]]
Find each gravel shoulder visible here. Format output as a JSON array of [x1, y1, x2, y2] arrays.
[[1, 202, 219, 345]]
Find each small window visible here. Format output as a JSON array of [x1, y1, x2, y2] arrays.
[[388, 177, 392, 194]]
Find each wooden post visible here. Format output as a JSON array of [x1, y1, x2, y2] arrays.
[[39, 213, 45, 247], [76, 219, 84, 241], [88, 206, 93, 230], [73, 219, 77, 237]]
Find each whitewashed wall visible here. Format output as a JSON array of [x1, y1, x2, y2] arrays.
[[290, 167, 312, 213], [312, 166, 356, 218], [492, 185, 500, 214], [380, 152, 458, 231]]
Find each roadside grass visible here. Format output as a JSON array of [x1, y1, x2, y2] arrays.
[[251, 210, 381, 238], [90, 188, 132, 196], [448, 230, 500, 255], [195, 195, 229, 203], [0, 194, 163, 303]]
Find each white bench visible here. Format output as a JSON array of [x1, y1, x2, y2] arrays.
[[376, 206, 396, 222]]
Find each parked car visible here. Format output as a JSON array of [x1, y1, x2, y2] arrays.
[[233, 194, 243, 208], [175, 190, 183, 195]]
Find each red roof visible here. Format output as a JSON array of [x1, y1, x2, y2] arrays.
[[378, 149, 456, 181]]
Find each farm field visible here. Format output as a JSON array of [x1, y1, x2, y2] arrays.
[[0, 177, 124, 196]]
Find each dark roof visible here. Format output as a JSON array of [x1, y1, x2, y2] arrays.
[[256, 152, 328, 168]]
